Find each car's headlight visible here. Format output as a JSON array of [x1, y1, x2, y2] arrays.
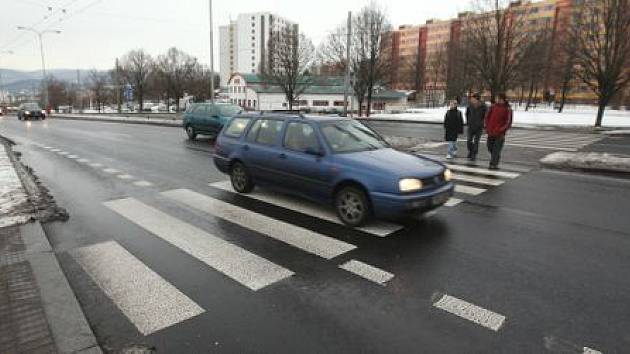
[[24, 111, 30, 114], [399, 178, 423, 192], [444, 169, 452, 182]]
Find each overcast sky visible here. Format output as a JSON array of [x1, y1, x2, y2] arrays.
[[1, 0, 471, 72]]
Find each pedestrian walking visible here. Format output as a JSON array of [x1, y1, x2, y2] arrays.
[[465, 93, 487, 161], [484, 93, 513, 170], [444, 99, 464, 160]]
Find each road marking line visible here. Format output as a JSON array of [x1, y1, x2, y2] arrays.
[[583, 347, 602, 354], [452, 173, 504, 186], [134, 180, 154, 187], [43, 146, 53, 149], [89, 163, 103, 168], [162, 189, 357, 259], [104, 198, 294, 291], [339, 260, 394, 285], [455, 185, 486, 196], [447, 164, 520, 178], [67, 155, 79, 159], [117, 174, 134, 180], [445, 198, 463, 207], [209, 181, 402, 237], [77, 158, 90, 163], [103, 168, 121, 174], [70, 241, 205, 336], [57, 151, 69, 155], [433, 294, 506, 332]]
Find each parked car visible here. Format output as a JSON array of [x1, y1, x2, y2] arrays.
[[17, 103, 45, 120], [213, 113, 454, 226], [183, 103, 242, 140]]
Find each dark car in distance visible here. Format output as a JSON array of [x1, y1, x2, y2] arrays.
[[17, 103, 46, 120], [213, 113, 454, 227], [182, 103, 241, 140]]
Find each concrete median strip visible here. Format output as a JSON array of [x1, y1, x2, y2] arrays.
[[541, 152, 630, 173]]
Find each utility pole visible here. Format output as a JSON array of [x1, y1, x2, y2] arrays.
[[0, 51, 14, 105], [17, 26, 61, 109], [344, 11, 352, 116], [208, 0, 215, 103], [115, 58, 122, 113]]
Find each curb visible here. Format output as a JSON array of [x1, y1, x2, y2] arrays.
[[52, 114, 181, 127], [22, 222, 103, 354], [540, 152, 630, 175]]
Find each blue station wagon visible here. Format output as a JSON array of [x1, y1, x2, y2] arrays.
[[213, 113, 454, 226]]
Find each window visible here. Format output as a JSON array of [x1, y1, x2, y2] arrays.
[[312, 100, 329, 107], [333, 101, 345, 107], [192, 105, 206, 114], [284, 122, 321, 153], [246, 119, 284, 145], [247, 99, 251, 107], [321, 120, 388, 153], [253, 100, 256, 108], [224, 117, 251, 138]]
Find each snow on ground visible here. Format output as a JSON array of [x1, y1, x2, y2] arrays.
[[0, 145, 30, 228], [374, 105, 630, 128], [540, 152, 630, 172]]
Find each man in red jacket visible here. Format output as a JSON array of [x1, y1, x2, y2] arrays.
[[484, 93, 513, 170]]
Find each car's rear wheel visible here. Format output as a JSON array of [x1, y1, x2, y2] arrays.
[[230, 162, 254, 193], [335, 186, 371, 227], [186, 126, 197, 140]]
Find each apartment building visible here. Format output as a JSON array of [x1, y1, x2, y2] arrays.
[[219, 13, 297, 86], [386, 0, 578, 102]]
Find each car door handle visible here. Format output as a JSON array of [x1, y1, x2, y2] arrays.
[[278, 153, 287, 159]]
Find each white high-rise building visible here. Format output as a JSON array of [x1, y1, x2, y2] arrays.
[[219, 12, 297, 86]]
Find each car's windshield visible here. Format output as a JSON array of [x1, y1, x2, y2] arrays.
[[217, 105, 241, 116], [23, 103, 40, 110], [321, 120, 388, 153]]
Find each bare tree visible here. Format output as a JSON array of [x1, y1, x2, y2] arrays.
[[570, 0, 630, 127], [517, 24, 552, 111], [156, 48, 198, 112], [425, 44, 448, 105], [462, 0, 530, 100], [120, 49, 153, 111], [188, 64, 220, 103], [354, 3, 392, 116], [46, 76, 67, 110], [261, 26, 315, 110], [88, 70, 110, 112]]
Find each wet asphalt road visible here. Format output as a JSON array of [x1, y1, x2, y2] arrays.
[[1, 116, 629, 353]]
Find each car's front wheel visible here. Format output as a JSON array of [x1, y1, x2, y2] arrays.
[[186, 125, 197, 140], [230, 162, 254, 193], [335, 186, 371, 227]]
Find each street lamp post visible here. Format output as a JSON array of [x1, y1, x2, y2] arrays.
[[0, 50, 14, 105], [208, 0, 215, 103], [16, 26, 61, 109]]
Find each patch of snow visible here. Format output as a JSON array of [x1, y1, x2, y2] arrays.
[[373, 106, 630, 128], [0, 145, 30, 227], [540, 152, 630, 172], [602, 130, 630, 136]]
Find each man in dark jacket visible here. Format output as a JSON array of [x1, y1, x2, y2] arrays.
[[465, 93, 487, 161], [484, 93, 513, 170], [444, 99, 464, 160]]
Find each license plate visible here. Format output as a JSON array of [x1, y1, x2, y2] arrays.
[[432, 192, 450, 206]]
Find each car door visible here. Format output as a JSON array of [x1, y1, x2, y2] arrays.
[[190, 104, 206, 131], [277, 121, 330, 199], [204, 104, 222, 136], [241, 118, 285, 183]]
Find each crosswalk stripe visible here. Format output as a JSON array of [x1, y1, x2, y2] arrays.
[[209, 181, 403, 237], [162, 189, 357, 259], [89, 163, 103, 168], [507, 138, 598, 146], [104, 198, 294, 291], [70, 241, 205, 335], [78, 159, 90, 163], [447, 164, 520, 179], [50, 148, 60, 152], [339, 260, 394, 285], [455, 185, 486, 196], [134, 180, 154, 187], [445, 198, 463, 207], [458, 139, 579, 151], [103, 168, 121, 174], [67, 155, 79, 159], [117, 174, 134, 180], [433, 294, 506, 332], [452, 173, 504, 186]]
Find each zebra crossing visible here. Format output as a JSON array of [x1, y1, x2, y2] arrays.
[[69, 163, 525, 336], [457, 130, 602, 152]]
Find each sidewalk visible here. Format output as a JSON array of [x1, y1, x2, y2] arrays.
[[1, 138, 101, 354]]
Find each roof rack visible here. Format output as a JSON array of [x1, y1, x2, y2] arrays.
[[259, 110, 306, 118]]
